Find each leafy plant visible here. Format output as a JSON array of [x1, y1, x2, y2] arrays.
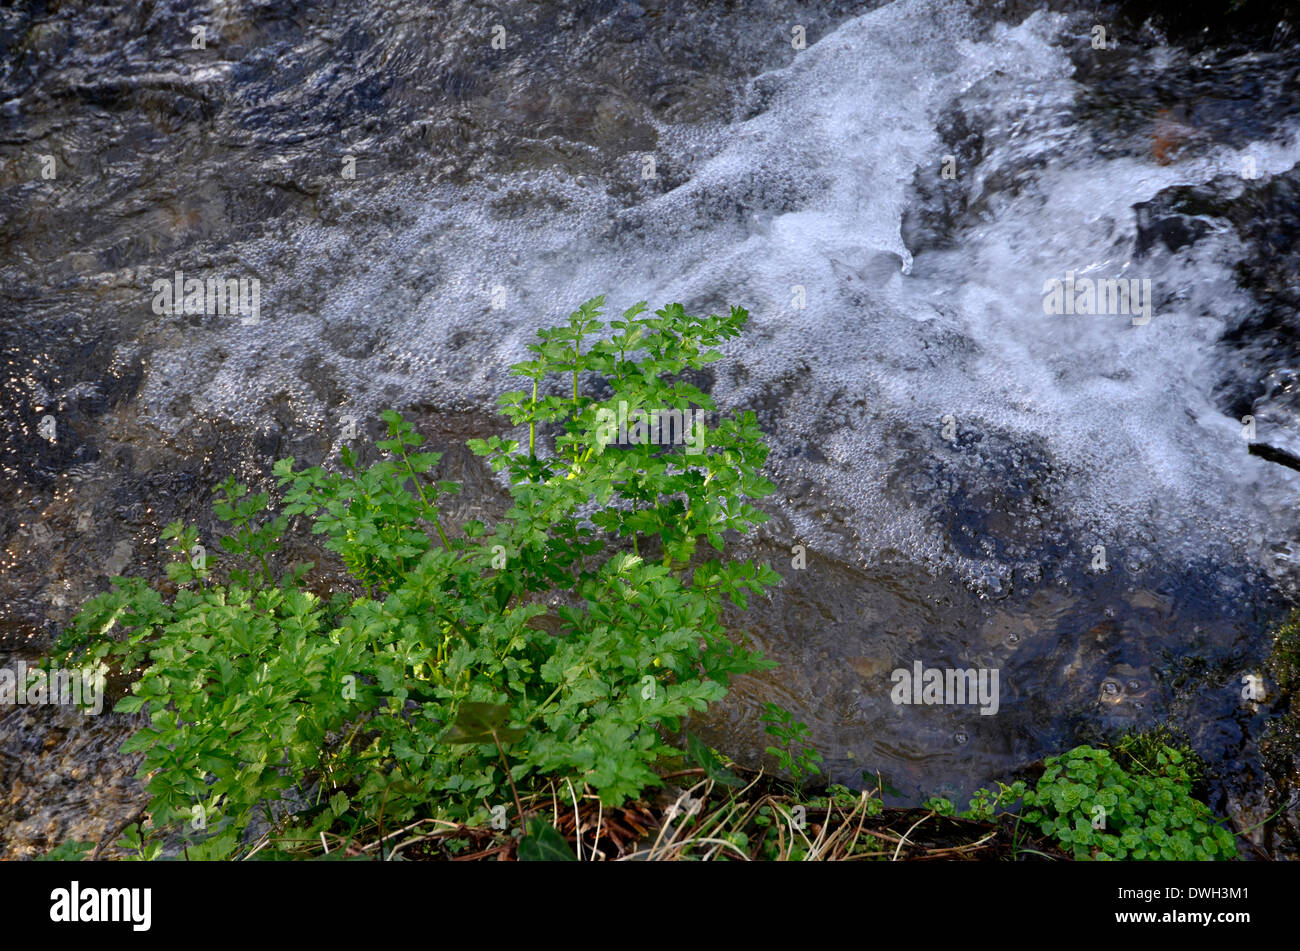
[[760, 701, 823, 785], [517, 818, 575, 861], [686, 731, 744, 788], [115, 823, 165, 862], [52, 296, 782, 858], [1111, 726, 1207, 792], [958, 744, 1237, 861], [958, 780, 1026, 823], [35, 840, 94, 862], [921, 795, 958, 816]]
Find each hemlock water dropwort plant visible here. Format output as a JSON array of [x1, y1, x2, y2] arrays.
[[760, 701, 823, 786], [51, 297, 784, 857]]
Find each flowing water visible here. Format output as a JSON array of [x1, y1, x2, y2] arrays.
[[3, 0, 1300, 857]]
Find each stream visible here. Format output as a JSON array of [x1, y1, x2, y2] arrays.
[[3, 0, 1300, 858]]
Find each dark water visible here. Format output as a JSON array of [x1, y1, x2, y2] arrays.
[[3, 0, 1300, 857]]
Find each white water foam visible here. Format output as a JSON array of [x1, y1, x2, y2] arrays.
[[134, 0, 1300, 584]]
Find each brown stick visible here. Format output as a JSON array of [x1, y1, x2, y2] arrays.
[[91, 804, 148, 861]]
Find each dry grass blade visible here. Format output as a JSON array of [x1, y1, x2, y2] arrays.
[[892, 813, 932, 861]]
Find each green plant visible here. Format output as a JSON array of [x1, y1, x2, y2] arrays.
[[517, 817, 575, 861], [1111, 726, 1207, 792], [922, 795, 957, 816], [759, 701, 823, 785], [52, 296, 781, 858], [35, 840, 94, 862], [912, 738, 1237, 861], [115, 823, 165, 862], [1267, 610, 1300, 696], [959, 780, 1026, 822], [807, 783, 880, 816], [1018, 745, 1235, 860]]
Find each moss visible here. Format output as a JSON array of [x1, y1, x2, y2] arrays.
[[1110, 724, 1208, 796], [1266, 610, 1300, 703]]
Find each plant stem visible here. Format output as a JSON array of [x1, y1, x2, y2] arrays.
[[529, 379, 538, 458], [494, 731, 526, 833]]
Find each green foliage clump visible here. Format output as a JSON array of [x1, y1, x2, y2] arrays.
[[986, 743, 1235, 860], [35, 840, 95, 862], [923, 741, 1237, 861], [1021, 745, 1235, 860], [53, 297, 781, 858], [760, 702, 823, 785], [1111, 725, 1207, 792], [1267, 610, 1300, 697]]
